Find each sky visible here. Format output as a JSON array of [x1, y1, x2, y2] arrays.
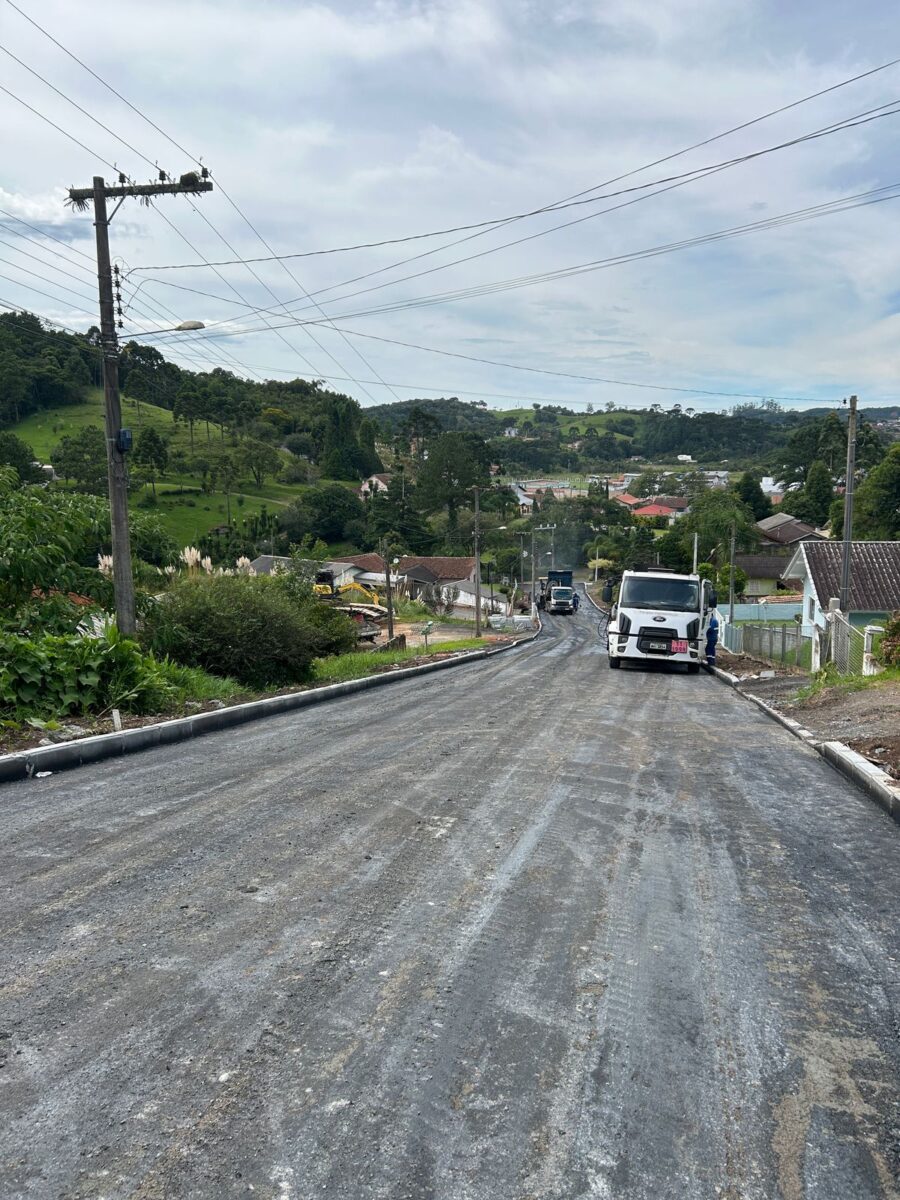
[[1, 0, 900, 412]]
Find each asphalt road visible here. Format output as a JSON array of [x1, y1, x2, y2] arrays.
[[2, 610, 899, 1200]]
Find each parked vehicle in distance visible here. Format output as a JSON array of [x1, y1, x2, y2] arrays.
[[603, 569, 715, 673], [545, 570, 575, 614]]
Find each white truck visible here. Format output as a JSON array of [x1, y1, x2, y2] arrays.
[[602, 569, 716, 674]]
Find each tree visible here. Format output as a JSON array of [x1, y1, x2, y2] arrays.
[[734, 472, 772, 520], [717, 563, 748, 599], [0, 432, 41, 483], [51, 426, 108, 493], [132, 427, 168, 498], [631, 469, 666, 497], [240, 439, 282, 488], [854, 443, 900, 539], [790, 460, 833, 527], [280, 483, 366, 545], [679, 490, 757, 562], [173, 384, 203, 452], [416, 431, 491, 526], [210, 451, 241, 526]]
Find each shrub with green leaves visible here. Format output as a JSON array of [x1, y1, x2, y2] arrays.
[[0, 629, 174, 719], [877, 611, 900, 667], [139, 574, 325, 688]]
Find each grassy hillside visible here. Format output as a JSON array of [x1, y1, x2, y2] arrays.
[[12, 389, 333, 549]]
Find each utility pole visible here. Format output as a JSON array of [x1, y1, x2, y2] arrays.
[[550, 524, 556, 570], [517, 532, 527, 605], [728, 522, 736, 625], [68, 171, 213, 635], [530, 528, 537, 614], [692, 531, 699, 575], [839, 394, 858, 614], [380, 540, 395, 641], [473, 486, 482, 638]]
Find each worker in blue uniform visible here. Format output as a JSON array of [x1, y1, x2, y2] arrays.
[[705, 611, 719, 667]]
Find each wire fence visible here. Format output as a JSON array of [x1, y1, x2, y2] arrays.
[[722, 613, 878, 675], [828, 612, 865, 675]]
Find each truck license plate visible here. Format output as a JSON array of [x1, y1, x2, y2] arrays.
[[672, 639, 688, 653], [647, 640, 667, 651]]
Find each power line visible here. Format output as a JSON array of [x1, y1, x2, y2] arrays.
[[209, 180, 404, 400], [183, 101, 900, 332], [0, 81, 119, 172], [0, 10, 392, 404], [0, 41, 162, 175], [302, 326, 820, 401], [144, 183, 900, 338], [0, 211, 95, 266], [130, 57, 900, 272], [0, 300, 833, 407]]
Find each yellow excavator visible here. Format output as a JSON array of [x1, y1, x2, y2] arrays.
[[314, 569, 388, 642], [313, 577, 381, 605]]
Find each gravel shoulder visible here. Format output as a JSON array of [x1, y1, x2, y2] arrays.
[[2, 614, 899, 1199], [718, 648, 900, 778]]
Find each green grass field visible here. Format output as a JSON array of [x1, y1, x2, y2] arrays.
[[11, 391, 361, 551]]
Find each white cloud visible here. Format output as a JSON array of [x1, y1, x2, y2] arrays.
[[1, 0, 898, 408]]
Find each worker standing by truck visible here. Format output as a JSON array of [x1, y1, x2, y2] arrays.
[[706, 609, 719, 667]]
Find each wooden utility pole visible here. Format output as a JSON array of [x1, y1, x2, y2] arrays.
[[473, 486, 482, 638], [68, 173, 213, 634], [839, 394, 858, 614]]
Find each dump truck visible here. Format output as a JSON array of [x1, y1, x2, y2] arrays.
[[545, 569, 575, 615], [603, 568, 716, 673]]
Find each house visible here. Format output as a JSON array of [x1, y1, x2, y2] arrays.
[[439, 579, 506, 618], [503, 427, 519, 438], [757, 512, 827, 547], [249, 556, 361, 586], [399, 556, 477, 583], [511, 483, 535, 513], [784, 540, 900, 634], [654, 495, 691, 514], [612, 492, 642, 509], [676, 454, 693, 463], [734, 553, 802, 599], [632, 503, 676, 520], [331, 552, 390, 587], [358, 473, 392, 498]]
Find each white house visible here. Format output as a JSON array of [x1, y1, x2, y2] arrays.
[[784, 540, 900, 634], [358, 473, 392, 497]]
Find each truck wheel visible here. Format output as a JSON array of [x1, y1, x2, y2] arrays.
[[608, 656, 621, 669], [687, 662, 700, 675]]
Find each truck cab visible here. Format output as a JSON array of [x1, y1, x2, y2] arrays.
[[604, 569, 715, 674], [545, 569, 574, 615]]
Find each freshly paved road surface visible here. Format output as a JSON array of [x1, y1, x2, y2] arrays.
[[2, 611, 899, 1199]]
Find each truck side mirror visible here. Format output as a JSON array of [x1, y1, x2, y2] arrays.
[[601, 584, 613, 604], [708, 590, 718, 609]]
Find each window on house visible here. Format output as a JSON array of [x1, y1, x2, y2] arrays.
[[808, 596, 815, 620]]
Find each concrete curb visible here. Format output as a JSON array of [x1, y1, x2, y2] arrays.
[[711, 662, 900, 823], [0, 633, 538, 786]]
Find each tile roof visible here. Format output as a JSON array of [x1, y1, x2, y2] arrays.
[[734, 553, 795, 579], [632, 503, 675, 517], [332, 552, 386, 572], [399, 555, 476, 581], [654, 495, 690, 510], [790, 541, 900, 612], [612, 492, 641, 505], [756, 514, 826, 545]]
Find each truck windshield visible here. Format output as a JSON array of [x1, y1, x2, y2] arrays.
[[619, 577, 699, 612], [552, 588, 573, 599]]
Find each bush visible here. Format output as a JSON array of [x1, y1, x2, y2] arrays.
[[139, 574, 324, 688], [0, 629, 173, 719], [877, 610, 900, 667]]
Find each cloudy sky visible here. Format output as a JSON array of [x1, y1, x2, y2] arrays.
[[2, 0, 899, 411]]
